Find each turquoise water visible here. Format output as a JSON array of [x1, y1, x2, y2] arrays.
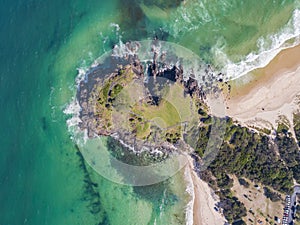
[[0, 0, 299, 224]]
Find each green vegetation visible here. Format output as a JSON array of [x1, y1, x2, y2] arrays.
[[128, 113, 151, 139], [194, 126, 211, 157], [91, 63, 300, 224], [192, 113, 300, 222], [164, 82, 202, 124], [238, 178, 249, 188], [96, 67, 135, 104], [294, 113, 300, 146], [201, 117, 294, 193], [275, 128, 300, 184], [195, 116, 296, 223], [128, 93, 183, 142], [250, 126, 271, 135], [132, 99, 181, 129], [232, 219, 247, 225], [165, 127, 181, 143], [110, 84, 123, 99], [220, 192, 247, 223], [263, 187, 281, 202], [295, 204, 300, 224], [277, 122, 289, 134], [90, 63, 210, 148], [127, 81, 206, 143], [92, 67, 136, 132]]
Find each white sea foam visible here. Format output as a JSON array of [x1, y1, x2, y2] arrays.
[[184, 165, 195, 225], [216, 8, 300, 80], [63, 97, 81, 128], [49, 86, 58, 122], [110, 133, 136, 152], [63, 97, 89, 146], [159, 189, 167, 219], [111, 40, 141, 58], [168, 0, 213, 36], [110, 23, 120, 32], [63, 66, 90, 145], [168, 4, 300, 81], [64, 24, 123, 141], [75, 67, 88, 85]]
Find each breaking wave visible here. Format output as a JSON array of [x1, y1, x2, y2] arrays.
[[216, 8, 300, 80], [184, 165, 195, 225]]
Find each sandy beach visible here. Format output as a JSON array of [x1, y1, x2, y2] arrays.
[[226, 44, 300, 132], [188, 44, 300, 225], [188, 159, 226, 225], [191, 44, 300, 225]]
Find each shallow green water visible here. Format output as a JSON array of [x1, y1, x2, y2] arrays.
[[0, 0, 299, 224]]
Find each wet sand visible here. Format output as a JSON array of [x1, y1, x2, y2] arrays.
[[191, 44, 300, 224], [188, 159, 226, 225], [226, 44, 300, 131]]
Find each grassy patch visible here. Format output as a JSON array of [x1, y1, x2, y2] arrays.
[[132, 99, 181, 129], [92, 66, 136, 131], [277, 123, 289, 134], [294, 113, 300, 145]]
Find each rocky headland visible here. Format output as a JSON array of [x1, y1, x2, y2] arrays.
[[76, 41, 224, 156]]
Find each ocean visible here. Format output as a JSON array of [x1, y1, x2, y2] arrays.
[[0, 0, 299, 224]]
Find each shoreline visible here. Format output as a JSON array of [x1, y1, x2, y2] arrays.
[[187, 157, 226, 225], [229, 44, 300, 98], [184, 43, 300, 225], [225, 43, 300, 132]]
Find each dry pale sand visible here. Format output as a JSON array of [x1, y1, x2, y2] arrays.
[[190, 44, 300, 225], [226, 44, 300, 132], [188, 159, 226, 225]]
